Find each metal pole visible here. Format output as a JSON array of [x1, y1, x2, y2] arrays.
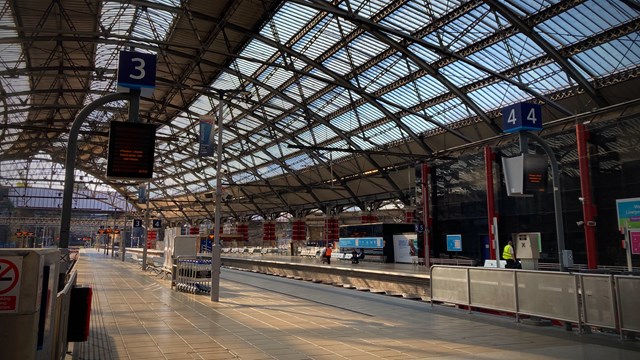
[[142, 182, 150, 271], [59, 92, 134, 289], [624, 224, 632, 271], [484, 146, 497, 260], [211, 90, 225, 302], [520, 132, 566, 271], [493, 216, 501, 268], [421, 162, 430, 267], [576, 124, 598, 269]]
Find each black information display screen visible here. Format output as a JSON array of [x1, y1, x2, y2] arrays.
[[106, 121, 156, 179], [523, 153, 548, 194]]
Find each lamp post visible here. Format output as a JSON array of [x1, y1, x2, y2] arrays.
[[193, 86, 247, 302], [210, 89, 225, 302]]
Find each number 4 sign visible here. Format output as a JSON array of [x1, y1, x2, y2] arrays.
[[502, 102, 542, 133], [116, 51, 157, 97]]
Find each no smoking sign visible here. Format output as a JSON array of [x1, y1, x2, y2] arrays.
[[0, 256, 22, 313]]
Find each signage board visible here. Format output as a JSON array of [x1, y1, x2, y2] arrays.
[[133, 219, 142, 228], [106, 121, 156, 179], [152, 219, 162, 229], [338, 237, 383, 249], [198, 115, 216, 157], [616, 197, 640, 231], [446, 234, 462, 252], [502, 102, 542, 133], [630, 230, 640, 255], [116, 51, 157, 96], [0, 256, 23, 313]]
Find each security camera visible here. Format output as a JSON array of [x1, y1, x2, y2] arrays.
[[576, 220, 584, 226], [578, 197, 584, 203]]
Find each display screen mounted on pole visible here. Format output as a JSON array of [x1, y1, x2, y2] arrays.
[[117, 51, 157, 97], [106, 121, 156, 179], [502, 102, 542, 133]]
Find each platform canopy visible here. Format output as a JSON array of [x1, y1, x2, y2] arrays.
[[1, 0, 639, 222]]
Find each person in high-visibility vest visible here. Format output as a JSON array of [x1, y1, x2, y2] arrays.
[[502, 240, 515, 268]]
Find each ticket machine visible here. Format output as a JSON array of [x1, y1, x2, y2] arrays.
[[513, 232, 540, 270]]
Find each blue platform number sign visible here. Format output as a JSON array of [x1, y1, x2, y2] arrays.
[[133, 219, 142, 228], [117, 51, 157, 97], [446, 234, 462, 252], [152, 219, 162, 229], [502, 102, 542, 133]]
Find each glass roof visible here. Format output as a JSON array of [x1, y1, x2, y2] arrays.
[[1, 0, 639, 219]]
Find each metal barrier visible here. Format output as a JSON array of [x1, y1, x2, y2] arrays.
[[430, 265, 639, 335], [615, 275, 640, 333], [53, 268, 77, 360], [172, 256, 212, 294]]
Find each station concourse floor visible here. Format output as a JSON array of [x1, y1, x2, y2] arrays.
[[72, 249, 640, 360]]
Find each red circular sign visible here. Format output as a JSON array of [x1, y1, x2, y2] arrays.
[[0, 259, 20, 295]]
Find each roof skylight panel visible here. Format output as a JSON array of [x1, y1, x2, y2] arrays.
[[406, 42, 441, 63], [519, 63, 570, 93], [439, 60, 487, 88], [285, 154, 313, 171], [241, 39, 279, 64], [356, 102, 385, 122], [379, 5, 425, 33], [364, 122, 404, 146], [424, 98, 468, 125], [339, 0, 388, 19], [328, 110, 356, 133], [381, 85, 421, 109], [571, 36, 640, 78], [297, 75, 330, 96], [247, 152, 270, 168], [291, 17, 341, 59], [412, 74, 450, 99], [467, 81, 529, 111], [400, 113, 437, 132], [322, 52, 354, 76], [234, 58, 262, 78], [348, 33, 389, 65], [261, 2, 318, 43]]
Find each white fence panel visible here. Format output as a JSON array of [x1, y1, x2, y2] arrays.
[[516, 271, 579, 322], [615, 275, 640, 332], [469, 268, 516, 312], [580, 275, 617, 329], [430, 266, 469, 305]]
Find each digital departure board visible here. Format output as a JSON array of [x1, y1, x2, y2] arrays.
[[523, 153, 548, 193], [106, 121, 156, 179]]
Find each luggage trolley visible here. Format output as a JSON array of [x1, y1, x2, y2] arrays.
[[172, 255, 212, 294]]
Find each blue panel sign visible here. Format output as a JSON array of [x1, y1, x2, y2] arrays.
[[117, 51, 157, 96], [502, 102, 542, 133], [133, 219, 142, 228], [446, 234, 462, 252], [152, 219, 162, 228], [200, 238, 212, 253], [198, 116, 216, 157], [339, 237, 383, 249]]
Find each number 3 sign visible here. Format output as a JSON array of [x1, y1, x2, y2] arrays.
[[116, 51, 157, 96]]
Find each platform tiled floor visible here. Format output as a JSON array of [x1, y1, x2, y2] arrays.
[[72, 249, 639, 359]]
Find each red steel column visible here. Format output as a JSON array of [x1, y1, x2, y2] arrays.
[[484, 146, 497, 260], [576, 124, 598, 269], [421, 163, 431, 266]]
